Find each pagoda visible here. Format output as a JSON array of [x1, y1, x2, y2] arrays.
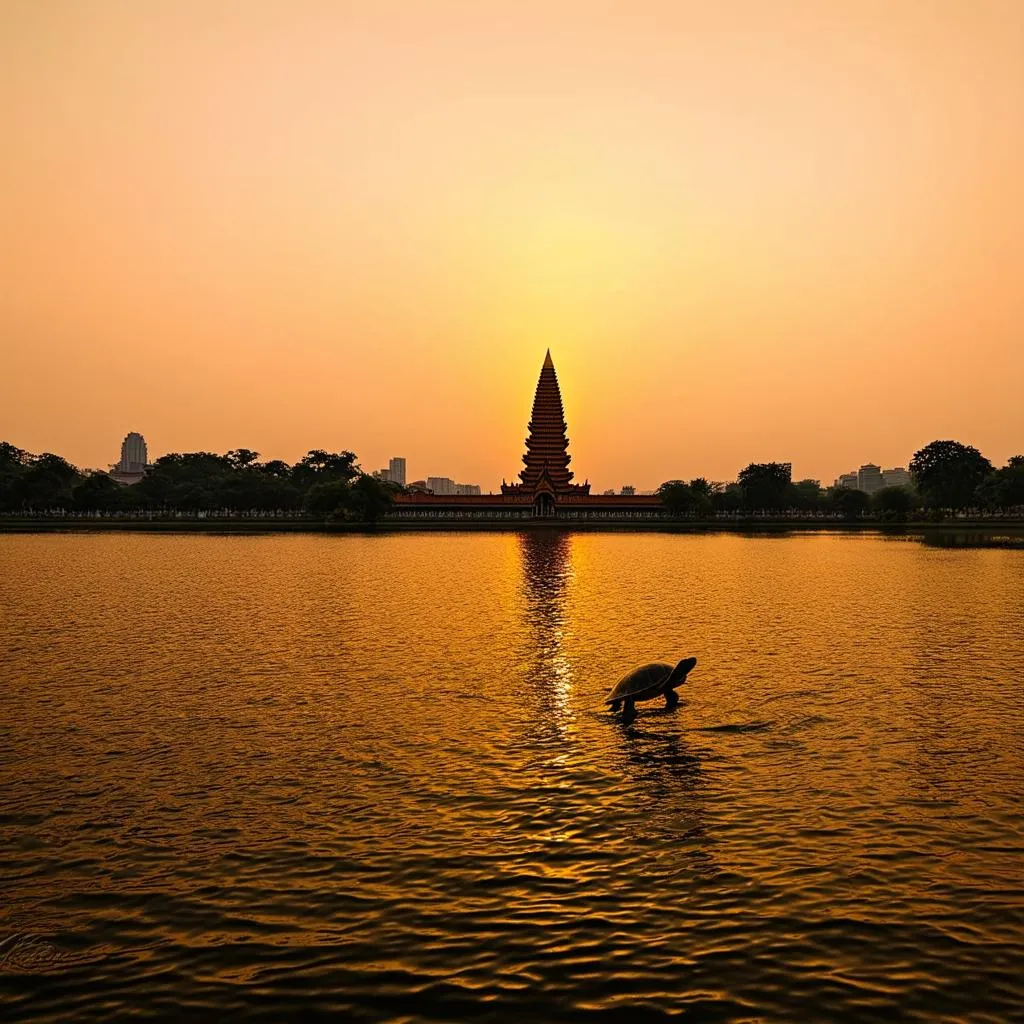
[[501, 350, 590, 514]]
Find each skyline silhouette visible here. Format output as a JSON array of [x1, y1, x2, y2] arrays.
[[3, 348, 1017, 497]]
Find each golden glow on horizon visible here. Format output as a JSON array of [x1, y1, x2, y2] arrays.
[[2, 0, 1022, 487]]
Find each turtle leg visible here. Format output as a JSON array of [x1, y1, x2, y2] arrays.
[[664, 688, 679, 709], [610, 700, 621, 712], [621, 699, 637, 725]]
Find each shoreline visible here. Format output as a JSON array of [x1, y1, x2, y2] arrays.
[[2, 517, 1023, 537]]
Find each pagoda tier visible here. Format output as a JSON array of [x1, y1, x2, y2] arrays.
[[501, 351, 591, 497]]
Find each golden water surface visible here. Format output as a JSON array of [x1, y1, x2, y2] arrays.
[[2, 531, 1023, 1021]]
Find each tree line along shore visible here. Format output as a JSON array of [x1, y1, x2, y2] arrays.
[[1, 439, 1021, 525]]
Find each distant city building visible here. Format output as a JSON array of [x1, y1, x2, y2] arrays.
[[882, 467, 912, 488], [857, 464, 885, 494], [602, 488, 616, 496], [423, 476, 480, 496], [372, 458, 407, 485], [620, 486, 636, 496], [426, 476, 456, 495], [831, 466, 897, 493], [109, 431, 148, 484], [118, 432, 147, 473], [834, 463, 905, 493]]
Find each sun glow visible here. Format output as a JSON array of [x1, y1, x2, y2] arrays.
[[3, 1, 1022, 487]]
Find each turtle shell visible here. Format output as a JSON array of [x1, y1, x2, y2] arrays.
[[605, 662, 673, 704]]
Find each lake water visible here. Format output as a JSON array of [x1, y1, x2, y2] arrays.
[[2, 531, 1023, 1022]]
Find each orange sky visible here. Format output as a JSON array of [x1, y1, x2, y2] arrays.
[[3, 0, 1022, 489]]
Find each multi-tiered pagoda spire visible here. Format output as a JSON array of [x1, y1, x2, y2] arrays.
[[502, 351, 590, 499]]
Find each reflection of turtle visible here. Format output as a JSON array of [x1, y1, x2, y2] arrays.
[[606, 657, 697, 725]]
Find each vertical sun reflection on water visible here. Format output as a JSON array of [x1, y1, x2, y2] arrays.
[[516, 529, 577, 747]]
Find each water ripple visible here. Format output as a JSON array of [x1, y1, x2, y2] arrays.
[[1, 531, 1022, 1021]]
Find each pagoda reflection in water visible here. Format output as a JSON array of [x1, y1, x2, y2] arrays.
[[516, 529, 577, 743]]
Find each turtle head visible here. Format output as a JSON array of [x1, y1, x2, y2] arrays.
[[666, 656, 697, 690]]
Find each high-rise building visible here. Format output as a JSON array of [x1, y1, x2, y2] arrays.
[[501, 350, 590, 515], [117, 432, 147, 473], [389, 457, 406, 487], [882, 467, 911, 488], [420, 476, 479, 495], [835, 472, 858, 489], [620, 486, 636, 496], [857, 464, 884, 494], [108, 432, 148, 485], [426, 476, 456, 495]]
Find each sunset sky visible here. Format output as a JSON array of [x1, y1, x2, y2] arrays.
[[3, 0, 1022, 489]]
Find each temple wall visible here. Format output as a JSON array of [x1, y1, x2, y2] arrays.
[[386, 509, 665, 521], [388, 494, 667, 521]]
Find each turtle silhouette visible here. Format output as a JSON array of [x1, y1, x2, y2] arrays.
[[605, 657, 697, 725]]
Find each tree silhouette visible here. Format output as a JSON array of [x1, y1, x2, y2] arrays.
[[0, 443, 30, 510], [73, 472, 124, 512], [713, 483, 743, 512], [19, 453, 80, 508], [738, 462, 792, 510], [293, 450, 358, 480], [832, 487, 870, 519], [226, 448, 261, 469], [303, 480, 351, 518], [910, 440, 992, 509], [260, 459, 292, 478], [977, 457, 1024, 510], [872, 485, 915, 521], [790, 479, 824, 511], [657, 480, 695, 517], [349, 475, 395, 523]]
